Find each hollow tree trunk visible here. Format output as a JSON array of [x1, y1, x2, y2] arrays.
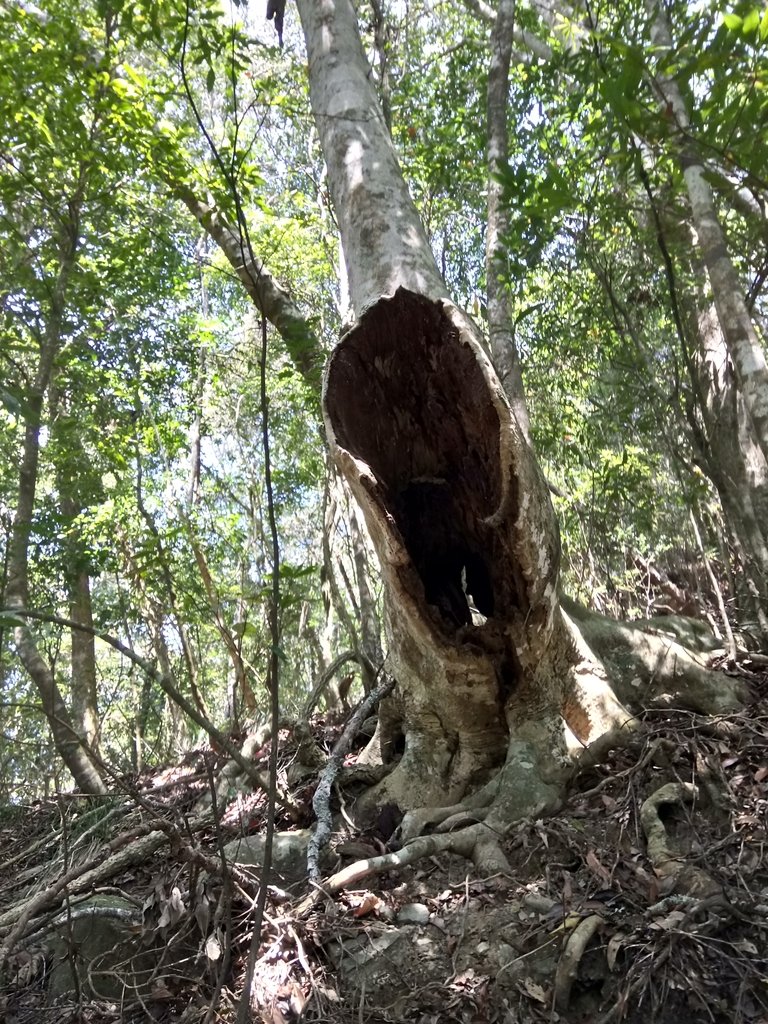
[[296, 0, 633, 821]]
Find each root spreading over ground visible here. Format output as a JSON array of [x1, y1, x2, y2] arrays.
[[1, 663, 767, 1024]]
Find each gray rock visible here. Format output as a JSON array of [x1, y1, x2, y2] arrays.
[[396, 902, 430, 925], [224, 829, 331, 885], [43, 896, 150, 1002]]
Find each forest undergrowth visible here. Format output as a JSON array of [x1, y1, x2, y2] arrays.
[[1, 659, 767, 1024]]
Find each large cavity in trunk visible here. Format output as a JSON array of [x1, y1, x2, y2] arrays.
[[325, 290, 515, 632]]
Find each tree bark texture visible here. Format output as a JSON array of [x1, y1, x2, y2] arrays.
[[4, 203, 107, 795], [322, 288, 628, 809], [54, 431, 102, 752], [68, 570, 101, 751], [693, 303, 768, 639], [5, 343, 106, 794], [296, 0, 448, 313], [646, 0, 768, 468], [486, 0, 532, 437], [295, 0, 737, 819], [348, 505, 384, 693]]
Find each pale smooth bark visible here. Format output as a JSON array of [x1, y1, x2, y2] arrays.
[[296, 0, 632, 820], [296, 0, 448, 312], [646, 0, 768, 467], [486, 0, 532, 438]]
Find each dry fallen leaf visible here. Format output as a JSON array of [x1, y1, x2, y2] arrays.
[[586, 849, 612, 885], [733, 939, 758, 955], [521, 978, 548, 1003], [157, 886, 186, 930], [194, 895, 210, 937], [348, 891, 382, 918], [289, 984, 307, 1015], [650, 910, 686, 930], [607, 931, 626, 971], [150, 980, 174, 1001]]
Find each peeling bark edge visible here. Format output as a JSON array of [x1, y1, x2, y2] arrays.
[[322, 288, 549, 622]]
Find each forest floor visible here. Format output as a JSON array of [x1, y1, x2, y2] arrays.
[[1, 664, 767, 1024]]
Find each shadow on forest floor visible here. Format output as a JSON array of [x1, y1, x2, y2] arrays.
[[1, 667, 767, 1024]]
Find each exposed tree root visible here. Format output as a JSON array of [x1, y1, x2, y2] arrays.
[[399, 755, 565, 846], [563, 597, 748, 714], [640, 782, 721, 897], [554, 913, 604, 1010], [297, 735, 588, 917], [396, 775, 501, 841], [296, 819, 516, 917]]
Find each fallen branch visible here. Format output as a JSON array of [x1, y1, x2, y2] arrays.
[[302, 650, 373, 718], [0, 818, 173, 967], [307, 671, 394, 880]]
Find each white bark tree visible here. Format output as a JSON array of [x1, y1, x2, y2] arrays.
[[291, 0, 743, 866], [645, 0, 768, 467], [486, 0, 531, 437], [462, 0, 768, 643]]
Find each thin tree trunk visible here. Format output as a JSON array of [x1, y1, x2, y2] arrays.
[[320, 468, 374, 705], [646, 0, 768, 466], [12, 618, 105, 793], [348, 507, 383, 693], [486, 0, 531, 438], [173, 183, 322, 388], [187, 234, 208, 508], [297, 0, 448, 312], [4, 234, 106, 794], [690, 301, 768, 641], [51, 399, 101, 752], [68, 569, 100, 751]]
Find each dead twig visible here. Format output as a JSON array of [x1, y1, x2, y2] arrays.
[[307, 671, 394, 881]]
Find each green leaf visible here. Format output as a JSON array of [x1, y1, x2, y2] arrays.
[[0, 612, 27, 628], [742, 8, 760, 32], [206, 67, 215, 92], [0, 389, 22, 416], [232, 620, 259, 639], [722, 12, 742, 28]]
